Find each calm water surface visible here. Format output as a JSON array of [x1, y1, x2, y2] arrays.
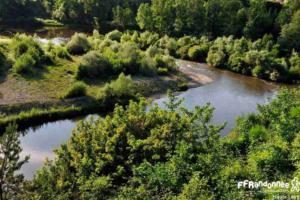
[[19, 60, 279, 179]]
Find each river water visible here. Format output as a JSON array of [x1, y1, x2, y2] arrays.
[[19, 59, 279, 179]]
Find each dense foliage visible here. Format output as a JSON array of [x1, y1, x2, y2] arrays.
[[62, 82, 87, 99], [11, 34, 50, 74], [27, 88, 300, 199], [0, 124, 29, 200]]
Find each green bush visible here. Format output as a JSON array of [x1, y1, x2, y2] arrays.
[[289, 52, 300, 79], [12, 53, 35, 74], [188, 45, 209, 62], [67, 33, 90, 55], [155, 55, 175, 71], [206, 49, 226, 68], [62, 82, 87, 99], [252, 65, 264, 78], [157, 67, 168, 75], [139, 55, 157, 76], [106, 30, 122, 41], [77, 51, 111, 79], [176, 46, 190, 59], [10, 34, 47, 74], [97, 73, 135, 106], [139, 31, 159, 49], [51, 45, 71, 60], [118, 42, 141, 74], [11, 34, 44, 59]]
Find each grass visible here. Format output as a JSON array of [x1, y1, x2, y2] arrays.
[[0, 37, 189, 132], [0, 103, 101, 133], [35, 18, 64, 27]]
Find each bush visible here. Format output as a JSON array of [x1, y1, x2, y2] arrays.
[[176, 46, 190, 59], [67, 33, 90, 55], [157, 67, 168, 75], [10, 34, 47, 74], [155, 55, 175, 71], [62, 82, 87, 99], [106, 30, 122, 41], [289, 52, 300, 79], [139, 31, 159, 49], [97, 73, 135, 106], [11, 34, 44, 59], [77, 51, 111, 79], [139, 55, 157, 76], [252, 65, 264, 78], [118, 42, 140, 74], [206, 49, 226, 68], [51, 45, 71, 60], [188, 45, 209, 62], [13, 53, 35, 74]]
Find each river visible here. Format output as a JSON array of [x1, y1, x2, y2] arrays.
[[19, 59, 279, 179]]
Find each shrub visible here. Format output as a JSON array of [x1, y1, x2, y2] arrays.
[[10, 34, 47, 73], [98, 39, 115, 52], [289, 52, 300, 79], [11, 34, 44, 59], [77, 51, 111, 79], [51, 45, 71, 60], [13, 53, 35, 74], [97, 73, 135, 106], [155, 55, 175, 71], [157, 67, 168, 75], [176, 46, 190, 59], [139, 55, 157, 76], [67, 33, 90, 55], [188, 45, 209, 62], [62, 82, 87, 99], [146, 45, 162, 57], [206, 50, 226, 68], [228, 53, 250, 75], [106, 30, 122, 41], [252, 65, 264, 78], [177, 36, 194, 47], [118, 42, 140, 74], [139, 31, 159, 49]]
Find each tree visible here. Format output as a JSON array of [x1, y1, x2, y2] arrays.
[[173, 0, 205, 35], [113, 6, 135, 28], [136, 3, 155, 31], [32, 93, 225, 199], [279, 10, 300, 52], [243, 1, 275, 39], [0, 124, 29, 200]]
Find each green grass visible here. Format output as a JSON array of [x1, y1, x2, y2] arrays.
[[0, 103, 100, 133], [35, 18, 64, 27], [0, 37, 189, 131]]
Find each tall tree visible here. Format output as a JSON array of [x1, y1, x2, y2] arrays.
[[0, 124, 29, 200]]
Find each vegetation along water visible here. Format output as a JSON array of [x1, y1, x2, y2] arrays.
[[0, 0, 300, 199]]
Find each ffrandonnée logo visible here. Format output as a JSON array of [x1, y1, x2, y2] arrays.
[[237, 177, 300, 192]]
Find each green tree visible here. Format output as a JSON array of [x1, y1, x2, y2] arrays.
[[0, 124, 29, 200], [113, 6, 135, 28], [279, 10, 300, 51], [136, 3, 155, 31]]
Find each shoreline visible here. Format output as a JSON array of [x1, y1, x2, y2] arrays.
[[0, 60, 214, 133]]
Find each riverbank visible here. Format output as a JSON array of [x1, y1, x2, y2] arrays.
[[0, 58, 216, 133]]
